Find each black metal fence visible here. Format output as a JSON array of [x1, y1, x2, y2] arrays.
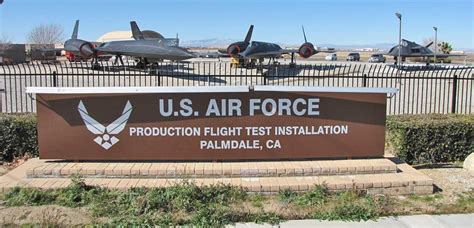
[[0, 61, 473, 115]]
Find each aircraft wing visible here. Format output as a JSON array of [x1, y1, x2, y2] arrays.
[[384, 53, 465, 58], [241, 49, 296, 59], [193, 51, 227, 58], [280, 49, 297, 54], [428, 53, 465, 57]]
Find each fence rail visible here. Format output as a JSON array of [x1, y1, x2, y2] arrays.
[[1, 61, 473, 115]]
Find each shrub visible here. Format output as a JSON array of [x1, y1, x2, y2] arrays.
[[250, 212, 283, 225], [312, 192, 381, 221], [4, 186, 56, 206], [296, 184, 329, 206], [56, 175, 92, 207], [278, 188, 298, 203], [387, 114, 474, 164], [0, 114, 38, 162]]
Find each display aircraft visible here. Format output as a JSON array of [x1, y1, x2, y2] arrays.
[[95, 21, 195, 68], [386, 39, 464, 63], [227, 25, 334, 66]]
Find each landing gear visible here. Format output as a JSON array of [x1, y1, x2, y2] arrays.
[[113, 55, 124, 66], [90, 54, 101, 70], [91, 61, 101, 70], [136, 61, 146, 69], [135, 58, 149, 69], [289, 52, 296, 68]]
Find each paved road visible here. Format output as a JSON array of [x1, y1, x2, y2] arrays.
[[229, 213, 474, 228]]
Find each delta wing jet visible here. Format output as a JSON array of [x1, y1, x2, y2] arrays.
[[227, 25, 334, 65], [386, 39, 464, 62], [95, 21, 195, 67]]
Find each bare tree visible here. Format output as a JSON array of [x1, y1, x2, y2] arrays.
[[27, 24, 64, 46]]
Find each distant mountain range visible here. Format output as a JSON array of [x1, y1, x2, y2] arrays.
[[181, 38, 473, 52], [180, 38, 239, 48], [317, 43, 397, 50]]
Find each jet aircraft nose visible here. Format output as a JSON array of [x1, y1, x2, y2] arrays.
[[174, 48, 196, 60]]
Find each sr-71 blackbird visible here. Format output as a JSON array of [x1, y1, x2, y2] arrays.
[[95, 21, 195, 68], [61, 20, 194, 69], [226, 25, 334, 65]]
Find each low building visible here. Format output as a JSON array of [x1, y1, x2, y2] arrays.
[[96, 30, 164, 42], [0, 44, 26, 64], [26, 44, 57, 61]]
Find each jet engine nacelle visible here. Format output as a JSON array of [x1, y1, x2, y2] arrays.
[[298, 42, 316, 58], [79, 42, 95, 58], [227, 42, 249, 57]]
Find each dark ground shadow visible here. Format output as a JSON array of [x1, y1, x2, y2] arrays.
[[264, 64, 346, 80], [150, 70, 227, 83]]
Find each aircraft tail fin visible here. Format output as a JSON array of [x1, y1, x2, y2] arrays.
[[71, 20, 79, 39], [425, 41, 434, 48], [302, 25, 307, 43], [131, 21, 145, 40], [244, 25, 254, 43]]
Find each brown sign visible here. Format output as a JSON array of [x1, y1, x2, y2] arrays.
[[34, 88, 388, 161]]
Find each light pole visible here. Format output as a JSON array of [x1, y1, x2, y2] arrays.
[[433, 26, 438, 63], [395, 12, 402, 66]]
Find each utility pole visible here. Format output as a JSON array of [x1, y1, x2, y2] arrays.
[[395, 12, 402, 66], [433, 26, 438, 63]]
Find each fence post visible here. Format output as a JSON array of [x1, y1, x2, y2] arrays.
[[52, 71, 58, 87], [0, 89, 4, 113], [363, 74, 367, 87], [156, 69, 161, 86], [451, 74, 458, 113]]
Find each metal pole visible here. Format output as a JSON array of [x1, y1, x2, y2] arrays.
[[52, 71, 57, 87], [397, 13, 402, 66], [451, 74, 458, 113], [433, 27, 437, 63], [0, 89, 3, 113], [395, 12, 402, 83]]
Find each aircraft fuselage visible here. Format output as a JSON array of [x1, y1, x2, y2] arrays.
[[95, 40, 195, 61], [239, 41, 284, 59]]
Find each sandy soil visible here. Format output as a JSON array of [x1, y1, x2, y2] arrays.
[[0, 166, 7, 176], [420, 167, 474, 200], [0, 205, 93, 226]]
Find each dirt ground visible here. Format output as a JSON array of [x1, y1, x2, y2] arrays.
[[419, 166, 474, 200], [0, 167, 6, 176], [0, 205, 94, 226]]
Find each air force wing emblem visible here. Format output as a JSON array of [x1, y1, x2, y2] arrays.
[[78, 100, 133, 150]]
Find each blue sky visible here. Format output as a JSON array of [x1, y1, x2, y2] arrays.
[[0, 0, 473, 49]]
